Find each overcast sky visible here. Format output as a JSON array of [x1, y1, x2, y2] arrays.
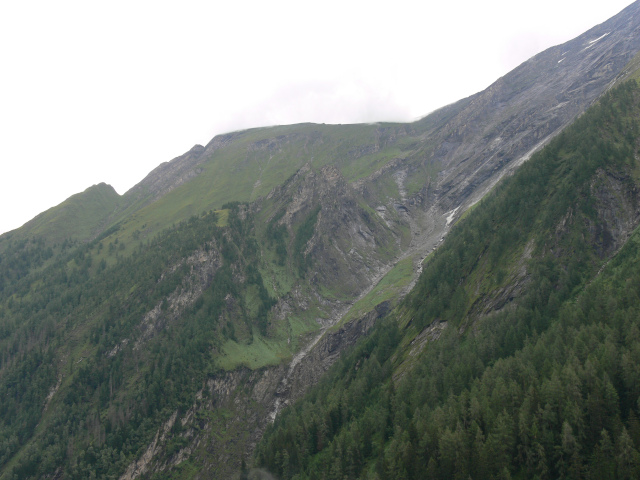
[[0, 0, 635, 235]]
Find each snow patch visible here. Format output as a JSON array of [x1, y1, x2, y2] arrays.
[[444, 206, 460, 227], [558, 58, 565, 64], [583, 32, 610, 51], [589, 32, 610, 44]]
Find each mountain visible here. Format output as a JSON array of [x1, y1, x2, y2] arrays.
[[1, 3, 640, 479], [255, 73, 640, 480], [5, 183, 119, 245]]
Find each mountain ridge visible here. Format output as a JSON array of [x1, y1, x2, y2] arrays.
[[8, 0, 640, 249]]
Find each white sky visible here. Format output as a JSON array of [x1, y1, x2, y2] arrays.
[[0, 0, 635, 235]]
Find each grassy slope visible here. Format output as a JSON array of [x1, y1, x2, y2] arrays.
[[88, 117, 445, 267], [335, 257, 414, 328], [0, 184, 122, 292], [0, 183, 120, 246], [0, 122, 411, 253]]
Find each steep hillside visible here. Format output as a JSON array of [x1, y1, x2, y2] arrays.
[[256, 78, 640, 480], [0, 167, 401, 479], [1, 4, 640, 480], [2, 182, 120, 245], [0, 183, 120, 296]]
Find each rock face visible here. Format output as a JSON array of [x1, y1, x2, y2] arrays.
[[118, 305, 387, 480], [123, 144, 207, 209], [410, 1, 640, 214], [264, 163, 398, 301], [122, 131, 245, 211], [287, 301, 390, 402], [588, 168, 640, 257]]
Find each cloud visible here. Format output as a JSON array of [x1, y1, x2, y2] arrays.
[[214, 78, 413, 133]]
